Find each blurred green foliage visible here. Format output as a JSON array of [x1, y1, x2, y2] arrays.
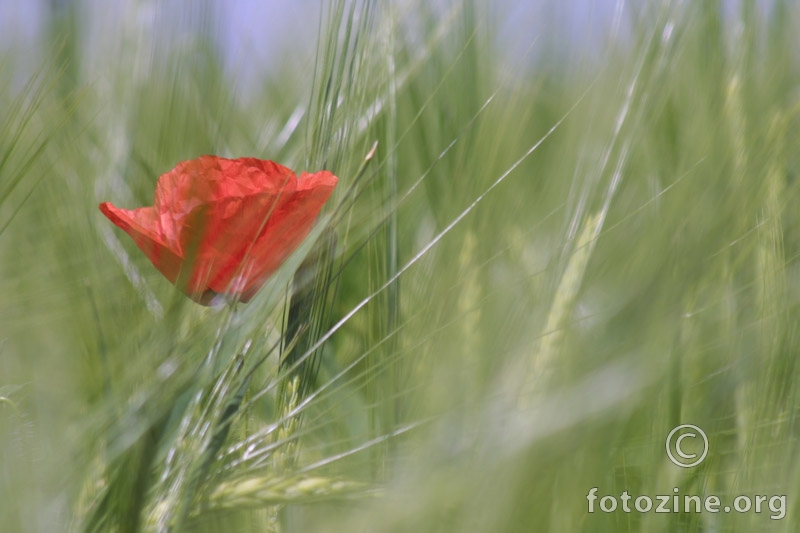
[[2, 1, 800, 531]]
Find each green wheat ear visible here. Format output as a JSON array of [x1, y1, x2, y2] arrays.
[[204, 475, 380, 511], [524, 210, 603, 400]]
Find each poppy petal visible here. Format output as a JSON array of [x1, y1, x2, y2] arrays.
[[153, 157, 297, 248], [238, 171, 338, 296], [99, 202, 183, 285], [100, 156, 338, 305], [176, 190, 294, 296]]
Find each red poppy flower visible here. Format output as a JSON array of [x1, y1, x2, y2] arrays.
[[99, 155, 338, 305]]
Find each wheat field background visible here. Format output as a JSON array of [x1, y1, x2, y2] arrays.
[[2, 1, 800, 531]]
